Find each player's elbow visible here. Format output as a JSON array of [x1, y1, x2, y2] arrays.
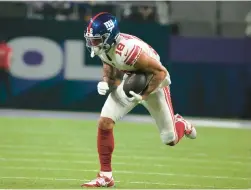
[[152, 63, 168, 79], [150, 69, 166, 81], [156, 69, 167, 81]]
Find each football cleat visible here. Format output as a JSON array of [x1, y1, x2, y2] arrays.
[[175, 114, 197, 139], [81, 173, 115, 188]]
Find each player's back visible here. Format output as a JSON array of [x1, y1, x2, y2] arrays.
[[118, 33, 160, 62]]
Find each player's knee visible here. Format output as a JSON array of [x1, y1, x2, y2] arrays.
[[160, 132, 176, 146], [98, 117, 115, 130]]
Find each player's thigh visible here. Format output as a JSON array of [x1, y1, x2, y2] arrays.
[[101, 80, 137, 122], [142, 86, 176, 143]]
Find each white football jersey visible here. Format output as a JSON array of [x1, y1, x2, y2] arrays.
[[98, 33, 161, 73]]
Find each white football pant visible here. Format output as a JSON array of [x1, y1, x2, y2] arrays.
[[100, 78, 177, 144]]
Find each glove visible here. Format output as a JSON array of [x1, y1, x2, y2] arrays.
[[129, 91, 143, 104], [97, 81, 109, 95]]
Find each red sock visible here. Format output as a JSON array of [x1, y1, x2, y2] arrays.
[[175, 120, 185, 143], [97, 128, 114, 172]]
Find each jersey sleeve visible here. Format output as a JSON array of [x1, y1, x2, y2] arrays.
[[115, 39, 142, 67]]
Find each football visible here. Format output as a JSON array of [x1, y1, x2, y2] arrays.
[[123, 72, 148, 97]]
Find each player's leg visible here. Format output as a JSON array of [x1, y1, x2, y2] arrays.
[[142, 86, 196, 146], [162, 86, 196, 143], [82, 81, 138, 188]]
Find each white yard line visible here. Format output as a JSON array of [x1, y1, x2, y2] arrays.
[[0, 166, 250, 181], [1, 149, 249, 165], [0, 144, 249, 161], [0, 157, 249, 173], [0, 109, 251, 129], [0, 176, 230, 188]]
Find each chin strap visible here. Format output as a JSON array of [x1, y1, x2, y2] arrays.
[[91, 49, 95, 58]]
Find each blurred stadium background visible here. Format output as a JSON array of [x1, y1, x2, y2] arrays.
[[0, 1, 250, 189]]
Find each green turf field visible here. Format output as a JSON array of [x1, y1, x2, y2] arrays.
[[0, 117, 250, 189]]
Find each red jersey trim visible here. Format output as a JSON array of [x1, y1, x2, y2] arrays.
[[124, 45, 142, 66]]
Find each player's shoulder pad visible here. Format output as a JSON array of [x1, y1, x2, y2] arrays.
[[114, 39, 143, 66]]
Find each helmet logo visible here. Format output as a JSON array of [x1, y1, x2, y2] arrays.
[[104, 20, 114, 32]]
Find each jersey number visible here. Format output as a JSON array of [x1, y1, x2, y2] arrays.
[[115, 43, 125, 56]]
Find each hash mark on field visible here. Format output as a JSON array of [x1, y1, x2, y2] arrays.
[[1, 149, 250, 166], [0, 176, 238, 188], [0, 157, 249, 173], [1, 166, 250, 181]]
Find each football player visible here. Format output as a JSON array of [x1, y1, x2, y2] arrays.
[[81, 12, 197, 188]]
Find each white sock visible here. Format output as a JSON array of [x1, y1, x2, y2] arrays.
[[100, 171, 112, 178]]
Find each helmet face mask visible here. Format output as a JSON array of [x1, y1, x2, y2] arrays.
[[85, 33, 109, 48], [84, 12, 119, 58], [85, 36, 103, 47], [84, 32, 111, 56]]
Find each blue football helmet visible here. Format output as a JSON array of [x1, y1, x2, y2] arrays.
[[84, 12, 120, 57]]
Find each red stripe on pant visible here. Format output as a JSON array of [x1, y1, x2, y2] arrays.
[[163, 87, 185, 143], [163, 87, 176, 137], [163, 87, 175, 124]]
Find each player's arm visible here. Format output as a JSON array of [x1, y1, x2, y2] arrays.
[[103, 62, 115, 86], [102, 62, 123, 87], [134, 52, 168, 99]]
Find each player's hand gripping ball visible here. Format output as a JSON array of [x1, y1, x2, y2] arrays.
[[123, 72, 148, 98]]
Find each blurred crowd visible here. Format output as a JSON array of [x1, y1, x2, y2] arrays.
[[25, 1, 170, 25], [2, 1, 178, 35], [0, 1, 250, 37]]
